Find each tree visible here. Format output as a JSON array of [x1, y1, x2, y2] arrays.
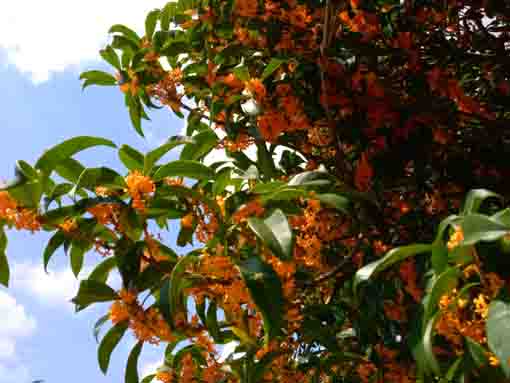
[[2, 0, 510, 382]]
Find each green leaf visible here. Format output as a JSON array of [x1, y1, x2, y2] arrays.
[[128, 97, 145, 137], [98, 322, 129, 374], [55, 158, 86, 183], [141, 375, 156, 383], [0, 228, 9, 287], [247, 209, 293, 260], [316, 193, 351, 213], [465, 337, 488, 368], [80, 70, 118, 89], [126, 341, 144, 383], [166, 253, 199, 322], [353, 244, 433, 296], [431, 242, 448, 274], [109, 24, 141, 44], [423, 314, 441, 375], [160, 2, 175, 31], [93, 314, 111, 343], [238, 256, 283, 342], [487, 298, 510, 377], [206, 301, 221, 341], [70, 240, 89, 277], [460, 213, 510, 245], [119, 145, 145, 171], [261, 58, 286, 80], [145, 9, 161, 39], [71, 280, 118, 308], [73, 167, 125, 192], [180, 130, 218, 161], [89, 257, 118, 284], [461, 189, 502, 215], [287, 170, 331, 187], [423, 268, 461, 325], [153, 160, 215, 181], [35, 136, 116, 174], [43, 231, 66, 272], [100, 45, 121, 70], [144, 136, 194, 174]]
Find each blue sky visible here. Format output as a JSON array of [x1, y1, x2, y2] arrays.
[[0, 3, 189, 382]]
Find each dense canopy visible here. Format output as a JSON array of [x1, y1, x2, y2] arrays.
[[2, 0, 510, 382]]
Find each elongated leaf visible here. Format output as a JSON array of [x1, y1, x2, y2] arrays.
[[169, 253, 199, 319], [119, 145, 144, 171], [144, 136, 194, 174], [153, 160, 215, 181], [180, 130, 218, 161], [35, 136, 116, 174], [487, 298, 510, 377], [465, 337, 488, 368], [70, 240, 90, 277], [238, 256, 283, 342], [423, 314, 441, 375], [247, 209, 293, 260], [423, 267, 460, 325], [126, 341, 144, 383], [145, 9, 160, 38], [316, 193, 351, 213], [89, 257, 118, 283], [72, 280, 118, 308], [261, 58, 286, 79], [80, 71, 118, 89], [0, 228, 9, 287], [353, 244, 433, 295], [141, 375, 156, 383], [461, 189, 502, 215], [98, 322, 129, 374], [109, 24, 141, 44], [43, 231, 66, 271], [74, 167, 125, 192], [100, 45, 121, 70], [94, 314, 111, 343], [55, 158, 86, 183], [461, 213, 510, 245]]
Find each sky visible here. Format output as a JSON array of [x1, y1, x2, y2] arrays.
[[0, 2, 191, 382]]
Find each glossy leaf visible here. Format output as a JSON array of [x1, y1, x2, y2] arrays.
[[238, 256, 283, 342], [119, 145, 145, 171], [0, 228, 9, 287], [261, 58, 286, 79], [461, 189, 502, 215], [43, 231, 66, 271], [98, 322, 129, 374], [153, 160, 215, 181], [354, 244, 433, 295], [35, 136, 116, 174], [247, 209, 293, 260], [144, 136, 194, 174], [316, 193, 351, 213], [125, 341, 144, 383], [487, 298, 510, 377], [460, 213, 510, 245], [80, 71, 118, 89], [71, 280, 118, 308]]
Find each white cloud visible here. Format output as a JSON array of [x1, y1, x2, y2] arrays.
[[0, 290, 36, 361], [11, 262, 81, 306], [0, 0, 164, 83]]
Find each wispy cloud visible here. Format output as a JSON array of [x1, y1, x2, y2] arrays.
[[0, 290, 36, 382], [0, 0, 164, 83]]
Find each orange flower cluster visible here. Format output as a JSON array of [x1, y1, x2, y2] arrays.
[[87, 203, 120, 226], [232, 199, 265, 224], [0, 191, 40, 231], [148, 68, 184, 114], [125, 171, 155, 212], [292, 199, 350, 273], [109, 289, 174, 344]]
